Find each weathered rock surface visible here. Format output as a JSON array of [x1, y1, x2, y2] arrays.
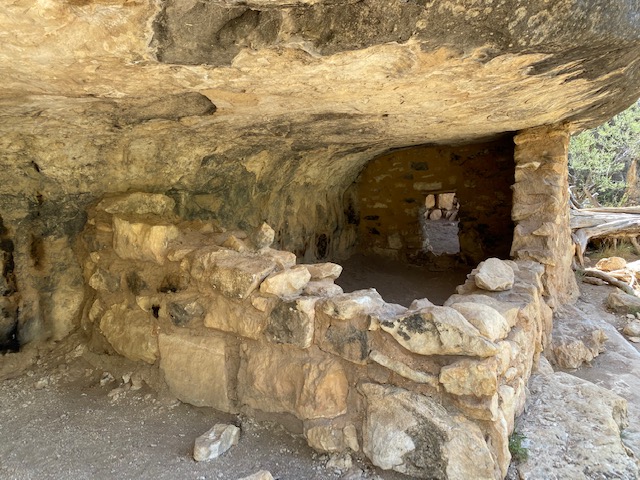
[[378, 306, 499, 357], [624, 320, 640, 338], [193, 424, 240, 462], [596, 256, 628, 272], [474, 258, 515, 292], [260, 265, 311, 297], [514, 371, 639, 480], [237, 471, 274, 480], [546, 305, 607, 369], [158, 333, 233, 411], [99, 305, 159, 364], [360, 383, 495, 479], [607, 291, 640, 314]]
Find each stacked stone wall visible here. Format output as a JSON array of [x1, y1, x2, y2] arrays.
[[80, 192, 553, 480], [511, 126, 579, 307], [354, 138, 514, 265]]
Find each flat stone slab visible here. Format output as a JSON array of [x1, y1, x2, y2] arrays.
[[514, 371, 639, 480]]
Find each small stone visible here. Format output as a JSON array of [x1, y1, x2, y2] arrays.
[[100, 372, 114, 386], [623, 319, 640, 337], [260, 265, 311, 296], [253, 222, 275, 249], [408, 298, 435, 310], [193, 424, 240, 461], [474, 258, 515, 291], [236, 471, 274, 480], [595, 256, 627, 272], [626, 313, 636, 319], [629, 337, 640, 343], [425, 194, 436, 209], [428, 209, 442, 220], [260, 248, 297, 269], [326, 452, 352, 472]]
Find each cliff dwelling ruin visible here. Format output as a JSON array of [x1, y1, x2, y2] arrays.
[[1, 1, 640, 479]]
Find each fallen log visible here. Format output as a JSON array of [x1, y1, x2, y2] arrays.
[[583, 269, 639, 297], [570, 208, 640, 259]]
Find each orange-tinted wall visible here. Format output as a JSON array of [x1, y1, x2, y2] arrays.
[[354, 138, 515, 264]]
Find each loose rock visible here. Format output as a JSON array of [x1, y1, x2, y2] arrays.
[[193, 424, 240, 461]]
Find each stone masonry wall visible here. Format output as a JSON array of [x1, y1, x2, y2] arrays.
[[511, 126, 579, 307], [354, 139, 514, 265], [79, 193, 553, 480]]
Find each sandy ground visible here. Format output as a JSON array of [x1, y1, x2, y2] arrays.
[[337, 254, 470, 306], [0, 337, 412, 480]]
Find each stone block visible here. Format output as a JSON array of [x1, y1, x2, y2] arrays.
[[238, 343, 348, 420], [97, 193, 176, 216], [166, 297, 205, 327], [113, 217, 179, 265], [449, 302, 510, 341], [204, 293, 270, 339], [359, 383, 494, 479], [88, 268, 120, 293], [99, 304, 159, 364], [265, 297, 317, 348], [439, 358, 499, 397], [260, 265, 311, 297], [444, 294, 520, 328], [475, 258, 515, 292], [190, 248, 276, 299], [378, 306, 499, 357], [193, 424, 240, 461], [260, 248, 297, 269], [305, 262, 343, 281], [304, 421, 360, 453], [319, 289, 385, 321], [158, 333, 233, 411]]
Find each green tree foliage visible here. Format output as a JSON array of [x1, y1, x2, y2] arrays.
[[568, 100, 640, 206]]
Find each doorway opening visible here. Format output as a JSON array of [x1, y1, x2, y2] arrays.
[[420, 192, 460, 256]]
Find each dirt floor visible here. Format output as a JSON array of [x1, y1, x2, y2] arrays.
[[336, 254, 471, 306], [0, 336, 413, 480], [2, 256, 640, 480]]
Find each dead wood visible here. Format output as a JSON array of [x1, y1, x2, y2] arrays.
[[583, 269, 638, 297]]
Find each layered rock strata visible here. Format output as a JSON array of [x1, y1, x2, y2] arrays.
[[79, 192, 554, 479]]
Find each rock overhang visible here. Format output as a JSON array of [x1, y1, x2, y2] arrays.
[[0, 0, 639, 242]]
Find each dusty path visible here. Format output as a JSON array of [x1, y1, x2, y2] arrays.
[[0, 338, 409, 480], [571, 283, 640, 457]]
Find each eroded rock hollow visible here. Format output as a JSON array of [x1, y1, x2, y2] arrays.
[[1, 0, 640, 478]]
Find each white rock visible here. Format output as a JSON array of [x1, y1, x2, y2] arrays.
[[474, 258, 515, 291], [378, 306, 499, 357], [450, 302, 510, 341], [193, 424, 240, 462], [253, 222, 275, 249], [408, 298, 435, 310], [320, 289, 385, 321], [305, 262, 343, 280], [236, 471, 274, 480], [623, 319, 640, 337], [260, 265, 311, 296]]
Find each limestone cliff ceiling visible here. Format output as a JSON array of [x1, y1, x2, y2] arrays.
[[0, 0, 639, 213]]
